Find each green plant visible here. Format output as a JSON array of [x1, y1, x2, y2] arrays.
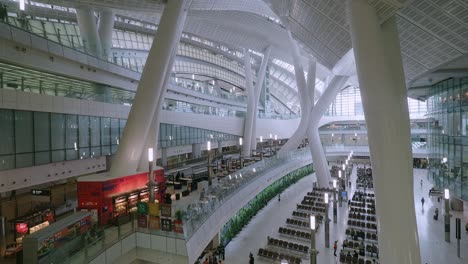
[[174, 210, 186, 220], [220, 164, 313, 245]]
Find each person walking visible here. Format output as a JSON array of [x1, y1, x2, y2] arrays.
[[420, 179, 423, 188], [220, 245, 225, 260], [249, 252, 254, 264], [434, 207, 439, 220], [333, 240, 338, 256], [278, 193, 281, 202], [0, 4, 6, 22], [421, 197, 425, 207]]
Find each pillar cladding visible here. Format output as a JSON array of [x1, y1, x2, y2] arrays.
[[242, 49, 255, 157], [308, 76, 349, 187], [98, 9, 115, 59], [76, 7, 102, 57], [278, 57, 315, 154], [110, 0, 189, 178], [278, 34, 309, 154], [250, 46, 272, 152], [347, 0, 421, 263]]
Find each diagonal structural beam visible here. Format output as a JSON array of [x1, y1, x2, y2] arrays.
[[250, 46, 272, 151], [110, 0, 189, 178], [242, 48, 256, 157], [307, 76, 349, 187], [347, 0, 421, 262]]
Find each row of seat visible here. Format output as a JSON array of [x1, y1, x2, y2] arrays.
[[349, 208, 376, 215], [292, 211, 324, 222], [353, 191, 374, 197], [268, 238, 309, 253], [351, 197, 375, 203], [278, 226, 312, 240], [339, 253, 375, 264], [312, 187, 334, 192], [350, 201, 374, 208], [343, 240, 377, 253], [348, 213, 376, 222], [258, 248, 301, 264], [346, 228, 378, 241], [297, 204, 326, 213], [306, 191, 328, 198], [347, 220, 377, 230], [286, 218, 309, 228], [300, 200, 326, 208], [303, 196, 324, 203]]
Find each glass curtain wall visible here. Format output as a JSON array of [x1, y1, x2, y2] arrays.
[[0, 109, 124, 171], [325, 86, 427, 117], [427, 77, 468, 200], [0, 109, 239, 171]]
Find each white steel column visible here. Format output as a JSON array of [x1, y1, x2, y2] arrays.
[[250, 46, 272, 152], [137, 22, 183, 172], [242, 49, 255, 157], [76, 7, 102, 57], [110, 0, 188, 178], [278, 59, 314, 154], [307, 76, 349, 187], [98, 9, 115, 59], [347, 0, 421, 263]]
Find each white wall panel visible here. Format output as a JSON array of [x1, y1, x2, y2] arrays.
[[105, 241, 122, 264], [121, 233, 136, 255], [151, 234, 166, 252], [136, 232, 150, 249], [0, 157, 106, 193]]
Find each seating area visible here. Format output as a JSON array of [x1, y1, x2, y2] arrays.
[[340, 165, 380, 264], [278, 227, 312, 240], [356, 167, 374, 189], [347, 220, 377, 231], [330, 165, 340, 178], [286, 218, 309, 229], [349, 207, 375, 215], [311, 187, 335, 193], [346, 228, 378, 241], [349, 201, 375, 209], [339, 252, 375, 264], [292, 211, 323, 222], [257, 248, 302, 264], [303, 195, 325, 203], [257, 183, 328, 263], [348, 212, 376, 222], [300, 199, 326, 208], [267, 237, 310, 254], [296, 204, 326, 213]]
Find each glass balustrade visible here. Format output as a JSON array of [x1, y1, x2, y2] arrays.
[[180, 148, 311, 240]]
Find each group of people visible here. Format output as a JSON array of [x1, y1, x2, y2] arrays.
[[200, 244, 224, 264], [202, 255, 221, 264], [349, 228, 366, 241]]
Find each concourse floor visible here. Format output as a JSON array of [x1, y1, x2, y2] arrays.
[[225, 167, 468, 264]]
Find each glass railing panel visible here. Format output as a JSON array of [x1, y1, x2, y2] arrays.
[[181, 148, 311, 240], [0, 19, 138, 72]]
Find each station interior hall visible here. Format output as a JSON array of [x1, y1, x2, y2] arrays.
[[0, 0, 467, 264]]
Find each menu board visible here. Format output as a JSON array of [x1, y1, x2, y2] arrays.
[[148, 216, 160, 230], [148, 203, 160, 216], [137, 215, 148, 228], [160, 204, 171, 217], [161, 218, 172, 231], [137, 202, 148, 215]]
